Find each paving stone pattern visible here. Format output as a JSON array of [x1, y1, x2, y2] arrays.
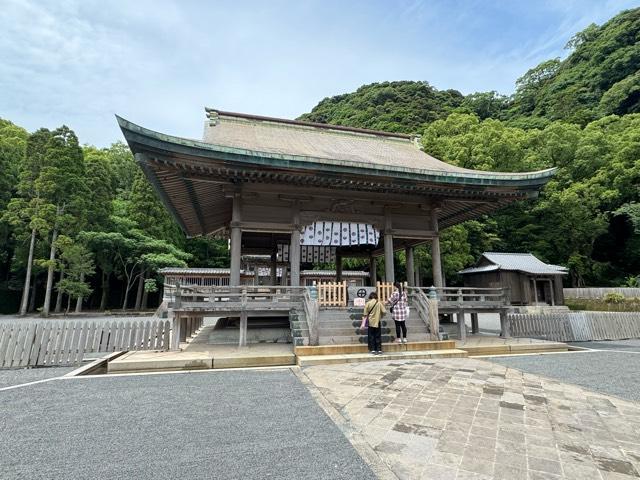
[[302, 358, 640, 480]]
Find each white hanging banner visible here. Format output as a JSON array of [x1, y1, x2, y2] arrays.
[[300, 222, 379, 247]]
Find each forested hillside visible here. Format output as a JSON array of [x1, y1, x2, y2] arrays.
[[301, 8, 640, 288], [0, 8, 638, 314]]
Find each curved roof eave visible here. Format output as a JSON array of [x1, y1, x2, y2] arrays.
[[116, 115, 557, 189]]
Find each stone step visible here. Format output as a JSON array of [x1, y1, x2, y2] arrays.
[[317, 319, 426, 328], [296, 348, 468, 367], [319, 334, 397, 345], [296, 340, 455, 356]]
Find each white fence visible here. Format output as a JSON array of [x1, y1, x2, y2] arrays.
[[0, 318, 171, 369], [508, 311, 640, 342], [564, 288, 640, 299]]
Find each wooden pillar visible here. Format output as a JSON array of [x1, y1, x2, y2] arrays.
[[230, 194, 242, 287], [457, 310, 466, 343], [471, 313, 479, 334], [500, 310, 510, 338], [254, 267, 260, 286], [533, 278, 538, 304], [369, 255, 377, 286], [406, 246, 415, 286], [289, 207, 301, 287], [336, 251, 343, 283], [281, 264, 288, 286], [548, 279, 555, 306], [431, 209, 443, 288], [238, 311, 248, 347], [172, 314, 182, 350], [270, 252, 277, 286], [384, 217, 394, 283]]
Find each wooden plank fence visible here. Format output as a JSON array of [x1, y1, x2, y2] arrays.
[[376, 282, 395, 304], [508, 311, 640, 342], [564, 288, 640, 299], [316, 281, 347, 307], [0, 318, 171, 369]]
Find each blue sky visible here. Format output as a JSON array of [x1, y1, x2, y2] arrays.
[[1, 0, 637, 146]]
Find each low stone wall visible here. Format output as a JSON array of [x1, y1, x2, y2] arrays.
[[564, 287, 640, 299], [508, 311, 640, 342]]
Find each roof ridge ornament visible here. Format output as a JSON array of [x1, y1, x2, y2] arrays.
[[206, 109, 219, 127]]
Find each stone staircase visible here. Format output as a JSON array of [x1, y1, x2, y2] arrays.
[[317, 307, 432, 345]]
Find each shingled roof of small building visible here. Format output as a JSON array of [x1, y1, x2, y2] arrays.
[[459, 252, 568, 275]]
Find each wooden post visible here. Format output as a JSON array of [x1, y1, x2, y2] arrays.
[[548, 279, 555, 306], [336, 251, 343, 283], [500, 310, 510, 338], [369, 255, 377, 286], [431, 209, 443, 288], [230, 194, 242, 287], [471, 313, 479, 334], [290, 208, 301, 287], [533, 278, 538, 305], [239, 287, 248, 347], [406, 246, 414, 286], [281, 264, 288, 286], [270, 252, 277, 286], [457, 310, 466, 343], [384, 220, 394, 283], [427, 289, 439, 341]]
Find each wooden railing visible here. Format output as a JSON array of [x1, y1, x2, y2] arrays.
[[407, 287, 440, 340], [172, 284, 306, 311], [433, 287, 510, 308], [303, 288, 319, 345], [316, 281, 347, 307]]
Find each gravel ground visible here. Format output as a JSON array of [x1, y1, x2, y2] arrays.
[[0, 369, 376, 480], [488, 343, 640, 402], [0, 366, 75, 389]]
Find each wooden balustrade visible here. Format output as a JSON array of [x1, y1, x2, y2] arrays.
[[316, 281, 347, 307]]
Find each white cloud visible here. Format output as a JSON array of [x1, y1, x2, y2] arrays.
[[0, 0, 637, 146]]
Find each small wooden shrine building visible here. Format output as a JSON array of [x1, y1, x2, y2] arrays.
[[459, 252, 568, 306], [118, 109, 556, 286]]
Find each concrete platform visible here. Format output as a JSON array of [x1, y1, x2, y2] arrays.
[[107, 344, 296, 373], [108, 351, 214, 373], [296, 348, 468, 366], [456, 334, 570, 356]]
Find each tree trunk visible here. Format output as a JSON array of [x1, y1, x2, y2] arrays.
[[122, 284, 130, 311], [122, 270, 133, 311], [99, 271, 109, 311], [141, 283, 149, 310], [42, 228, 58, 316], [66, 294, 72, 315], [75, 272, 85, 313], [19, 227, 37, 316], [54, 269, 65, 313], [28, 273, 37, 312], [134, 269, 145, 310]]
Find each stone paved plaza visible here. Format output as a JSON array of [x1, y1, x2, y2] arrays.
[[302, 357, 640, 480]]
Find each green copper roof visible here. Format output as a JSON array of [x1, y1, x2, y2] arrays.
[[117, 113, 556, 188]]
